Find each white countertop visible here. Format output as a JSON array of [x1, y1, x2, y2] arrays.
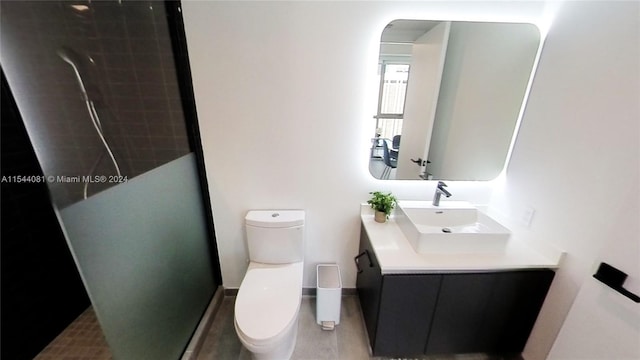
[[361, 205, 561, 274]]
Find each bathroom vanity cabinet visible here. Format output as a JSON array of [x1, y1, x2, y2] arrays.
[[355, 225, 555, 357]]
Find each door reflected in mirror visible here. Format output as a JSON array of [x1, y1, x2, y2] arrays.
[[369, 20, 540, 181]]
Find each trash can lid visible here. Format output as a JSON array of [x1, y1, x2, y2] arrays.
[[317, 264, 342, 289]]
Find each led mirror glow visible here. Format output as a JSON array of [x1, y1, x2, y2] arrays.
[[369, 20, 542, 181]]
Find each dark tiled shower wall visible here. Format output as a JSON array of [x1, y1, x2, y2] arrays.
[[2, 71, 91, 360], [1, 1, 190, 208]]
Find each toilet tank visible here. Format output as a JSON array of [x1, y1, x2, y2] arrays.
[[245, 210, 305, 264]]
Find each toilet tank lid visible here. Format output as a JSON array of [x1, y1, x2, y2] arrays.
[[246, 210, 305, 228]]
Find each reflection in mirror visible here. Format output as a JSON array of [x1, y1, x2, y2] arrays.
[[369, 20, 540, 181]]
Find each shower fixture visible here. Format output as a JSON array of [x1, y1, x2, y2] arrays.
[[58, 46, 122, 199]]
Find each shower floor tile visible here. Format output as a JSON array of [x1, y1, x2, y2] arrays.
[[34, 307, 112, 360]]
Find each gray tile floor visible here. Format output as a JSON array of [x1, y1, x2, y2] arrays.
[[197, 295, 499, 360]]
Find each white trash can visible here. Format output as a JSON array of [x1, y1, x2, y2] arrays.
[[316, 264, 342, 330]]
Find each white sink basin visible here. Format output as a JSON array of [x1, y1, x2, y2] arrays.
[[395, 201, 511, 254]]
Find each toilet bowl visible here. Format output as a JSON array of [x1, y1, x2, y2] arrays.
[[234, 210, 305, 360], [235, 262, 303, 360]]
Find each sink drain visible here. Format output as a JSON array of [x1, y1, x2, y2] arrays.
[[442, 227, 452, 233]]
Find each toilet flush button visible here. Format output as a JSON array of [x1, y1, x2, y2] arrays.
[[272, 213, 279, 218]]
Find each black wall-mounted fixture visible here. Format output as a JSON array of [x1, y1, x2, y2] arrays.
[[593, 262, 640, 303]]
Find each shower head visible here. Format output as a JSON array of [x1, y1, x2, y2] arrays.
[[57, 46, 103, 104], [57, 46, 84, 68], [57, 47, 121, 187], [58, 46, 90, 101]]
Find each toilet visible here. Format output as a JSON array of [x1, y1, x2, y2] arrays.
[[234, 210, 305, 360]]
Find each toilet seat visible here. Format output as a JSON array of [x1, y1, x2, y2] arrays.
[[234, 261, 303, 347]]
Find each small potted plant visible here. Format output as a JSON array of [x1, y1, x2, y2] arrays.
[[367, 191, 397, 223]]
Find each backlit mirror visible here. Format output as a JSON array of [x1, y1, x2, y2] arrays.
[[369, 20, 540, 181]]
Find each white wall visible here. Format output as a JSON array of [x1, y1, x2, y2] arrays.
[[181, 0, 538, 290], [182, 1, 638, 358], [487, 1, 639, 359]]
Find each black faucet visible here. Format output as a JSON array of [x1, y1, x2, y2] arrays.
[[432, 181, 451, 206]]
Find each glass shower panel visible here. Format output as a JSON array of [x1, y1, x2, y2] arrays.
[[59, 154, 213, 360], [1, 1, 218, 358], [0, 1, 190, 208]]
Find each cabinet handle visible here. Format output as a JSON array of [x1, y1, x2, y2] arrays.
[[354, 250, 373, 274]]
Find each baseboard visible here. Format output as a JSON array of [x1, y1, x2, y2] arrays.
[[224, 287, 357, 297], [181, 286, 224, 360], [224, 288, 238, 296]]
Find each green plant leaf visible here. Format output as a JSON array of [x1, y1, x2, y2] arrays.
[[367, 191, 397, 217]]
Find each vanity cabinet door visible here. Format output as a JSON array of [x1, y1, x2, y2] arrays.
[[355, 225, 383, 351], [425, 273, 496, 354], [425, 270, 555, 355], [480, 269, 555, 353], [356, 226, 441, 357], [375, 274, 441, 356]]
